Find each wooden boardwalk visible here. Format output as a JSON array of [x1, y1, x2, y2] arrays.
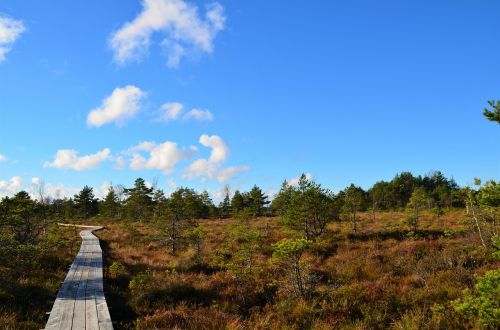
[[45, 225, 113, 330]]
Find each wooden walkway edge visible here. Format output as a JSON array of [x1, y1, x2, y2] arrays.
[[44, 225, 113, 330]]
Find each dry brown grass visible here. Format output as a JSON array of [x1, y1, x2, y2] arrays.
[[0, 224, 81, 329], [0, 208, 489, 329], [91, 210, 497, 329]]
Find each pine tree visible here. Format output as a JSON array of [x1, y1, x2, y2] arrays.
[[406, 187, 429, 232], [124, 178, 153, 220], [342, 184, 367, 233], [0, 191, 44, 244], [271, 180, 293, 216], [183, 225, 206, 262], [200, 190, 216, 218], [226, 209, 261, 279], [101, 186, 120, 219], [219, 185, 231, 219], [231, 190, 246, 216], [483, 100, 500, 124], [368, 181, 390, 213], [162, 188, 200, 253], [74, 186, 98, 219], [248, 185, 270, 217], [281, 174, 337, 240], [272, 238, 313, 299], [152, 189, 166, 220]]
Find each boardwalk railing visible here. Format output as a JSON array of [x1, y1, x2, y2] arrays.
[[45, 225, 113, 330]]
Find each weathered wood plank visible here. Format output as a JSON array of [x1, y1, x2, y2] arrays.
[[57, 251, 85, 330], [45, 258, 80, 329], [72, 253, 91, 329], [44, 226, 113, 330], [85, 255, 99, 330]]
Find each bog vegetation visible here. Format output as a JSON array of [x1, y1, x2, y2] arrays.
[[1, 172, 499, 329], [0, 107, 498, 329]]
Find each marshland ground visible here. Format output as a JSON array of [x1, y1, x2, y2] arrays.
[[1, 172, 498, 329]]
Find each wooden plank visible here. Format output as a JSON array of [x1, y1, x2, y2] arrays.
[[85, 254, 99, 330], [45, 260, 80, 329], [44, 226, 113, 330], [57, 252, 84, 330], [95, 258, 113, 330], [72, 252, 91, 329]]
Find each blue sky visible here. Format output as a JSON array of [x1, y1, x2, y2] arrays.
[[0, 0, 499, 200]]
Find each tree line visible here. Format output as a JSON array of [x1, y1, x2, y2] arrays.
[[6, 170, 466, 222], [0, 170, 492, 244], [20, 171, 466, 220]]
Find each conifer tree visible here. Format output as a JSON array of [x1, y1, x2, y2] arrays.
[[272, 238, 313, 299], [272, 180, 293, 216], [101, 186, 120, 219], [231, 190, 246, 216], [0, 191, 44, 244], [124, 178, 153, 220], [219, 185, 231, 218], [342, 184, 367, 233], [74, 186, 98, 219], [162, 188, 200, 253], [226, 209, 261, 279], [406, 187, 429, 232], [152, 189, 166, 220], [200, 190, 217, 218], [281, 174, 336, 240], [483, 100, 500, 124], [248, 185, 269, 217]]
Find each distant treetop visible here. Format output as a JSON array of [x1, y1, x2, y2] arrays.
[[483, 100, 500, 124]]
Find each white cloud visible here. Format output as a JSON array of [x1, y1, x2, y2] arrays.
[[167, 178, 177, 190], [41, 180, 115, 200], [266, 189, 277, 201], [128, 140, 192, 173], [0, 154, 7, 162], [1, 177, 113, 200], [95, 181, 112, 199], [162, 39, 185, 67], [183, 134, 248, 182], [0, 16, 25, 63], [114, 156, 127, 169], [156, 102, 214, 122], [184, 158, 217, 181], [40, 183, 80, 200], [0, 176, 23, 197], [109, 0, 226, 67], [44, 148, 111, 171], [87, 85, 145, 127], [183, 108, 213, 121], [288, 173, 313, 186], [200, 134, 228, 163], [38, 182, 110, 200], [128, 141, 157, 152], [216, 165, 249, 183], [158, 102, 184, 121], [211, 186, 228, 202]]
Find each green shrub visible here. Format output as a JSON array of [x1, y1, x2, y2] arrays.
[[406, 231, 421, 241], [109, 261, 125, 278], [443, 230, 454, 238], [432, 207, 445, 217], [492, 236, 500, 260], [129, 269, 153, 290], [452, 269, 500, 328]]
